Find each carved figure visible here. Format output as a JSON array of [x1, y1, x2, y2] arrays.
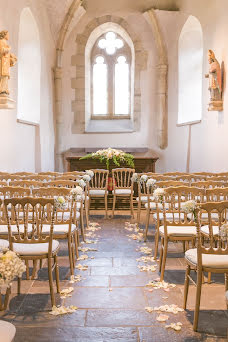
[[205, 50, 223, 111], [0, 31, 17, 95]]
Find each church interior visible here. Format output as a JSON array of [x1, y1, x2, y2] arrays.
[[0, 0, 228, 341]]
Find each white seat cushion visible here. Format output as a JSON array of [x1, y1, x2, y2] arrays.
[[200, 225, 219, 236], [0, 239, 9, 249], [136, 196, 154, 203], [185, 248, 228, 269], [0, 224, 33, 235], [145, 202, 170, 210], [0, 320, 16, 342], [13, 240, 59, 256], [159, 225, 196, 237], [153, 212, 185, 221], [89, 189, 106, 196], [56, 211, 80, 220], [187, 212, 219, 221], [41, 224, 77, 235], [113, 189, 132, 195]]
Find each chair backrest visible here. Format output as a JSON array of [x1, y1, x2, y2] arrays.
[[44, 180, 78, 188], [32, 187, 71, 198], [4, 197, 55, 250], [205, 187, 228, 202], [192, 172, 216, 177], [39, 172, 62, 177], [23, 175, 54, 181], [55, 174, 82, 181], [89, 169, 109, 190], [112, 168, 135, 189], [162, 172, 186, 177], [0, 181, 7, 187], [0, 186, 31, 198], [156, 180, 186, 188], [160, 186, 205, 227], [0, 175, 24, 181], [210, 176, 228, 182], [13, 172, 35, 176], [175, 174, 193, 183], [9, 180, 44, 189], [190, 175, 208, 182], [64, 171, 86, 176], [195, 201, 228, 259], [191, 180, 227, 189]]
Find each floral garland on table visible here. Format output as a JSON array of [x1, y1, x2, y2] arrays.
[[181, 200, 197, 221], [80, 148, 134, 170], [0, 249, 26, 288], [153, 188, 166, 204]]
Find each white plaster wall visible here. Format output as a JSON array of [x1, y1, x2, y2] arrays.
[[60, 0, 228, 173], [61, 8, 158, 153], [0, 0, 55, 172]]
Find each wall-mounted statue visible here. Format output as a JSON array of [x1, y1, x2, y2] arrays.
[[0, 30, 17, 109], [205, 49, 223, 111]]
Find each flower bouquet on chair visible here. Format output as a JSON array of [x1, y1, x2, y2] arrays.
[[0, 249, 26, 310], [79, 148, 134, 170]]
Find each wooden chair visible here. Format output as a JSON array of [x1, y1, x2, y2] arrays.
[[44, 180, 77, 188], [112, 168, 135, 218], [4, 197, 60, 307], [192, 172, 216, 177], [191, 180, 227, 189], [33, 187, 80, 275], [136, 176, 156, 228], [13, 172, 35, 176], [157, 186, 205, 280], [88, 169, 109, 218], [162, 172, 186, 177], [9, 180, 44, 193], [184, 201, 228, 331], [39, 172, 62, 177], [144, 180, 186, 249], [0, 181, 7, 187], [210, 176, 228, 182], [24, 174, 54, 182]]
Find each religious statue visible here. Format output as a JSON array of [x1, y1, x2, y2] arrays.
[[0, 30, 17, 109], [205, 49, 223, 111]]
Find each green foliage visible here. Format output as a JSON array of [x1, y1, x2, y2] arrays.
[[80, 151, 135, 170]]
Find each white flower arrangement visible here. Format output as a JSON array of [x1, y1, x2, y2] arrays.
[[0, 249, 26, 288], [86, 170, 94, 178], [78, 179, 86, 189], [83, 174, 91, 183], [70, 186, 83, 201], [146, 178, 156, 188], [181, 200, 197, 221], [131, 173, 138, 183], [140, 174, 148, 183], [54, 196, 68, 211], [153, 188, 165, 203], [220, 223, 228, 241]]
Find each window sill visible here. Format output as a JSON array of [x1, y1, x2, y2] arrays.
[[85, 119, 134, 133], [176, 120, 201, 127], [17, 119, 39, 126]]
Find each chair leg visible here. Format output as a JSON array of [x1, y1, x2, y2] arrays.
[[68, 236, 74, 275], [193, 268, 203, 331], [112, 194, 116, 218], [31, 259, 38, 280], [208, 272, 212, 283], [144, 208, 150, 242], [48, 257, 55, 307], [74, 230, 79, 258], [25, 260, 30, 279], [85, 205, 89, 230], [159, 237, 164, 272], [225, 273, 228, 309], [104, 193, 108, 218], [154, 224, 159, 260], [54, 255, 60, 293], [160, 238, 168, 281], [17, 277, 21, 295], [183, 265, 191, 309], [80, 212, 85, 242], [130, 195, 134, 219], [137, 200, 141, 227]]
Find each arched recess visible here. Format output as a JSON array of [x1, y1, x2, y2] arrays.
[[71, 15, 147, 134], [18, 7, 41, 124], [178, 15, 203, 124]]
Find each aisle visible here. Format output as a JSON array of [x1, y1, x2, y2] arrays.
[[0, 215, 227, 341]]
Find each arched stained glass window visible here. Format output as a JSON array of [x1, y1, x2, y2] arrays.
[[91, 31, 131, 118]]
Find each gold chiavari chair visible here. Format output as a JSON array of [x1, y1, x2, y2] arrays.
[[38, 171, 62, 177], [192, 172, 216, 177], [33, 187, 80, 275], [157, 186, 205, 280], [162, 172, 186, 177], [88, 169, 109, 218], [112, 168, 135, 218], [190, 175, 208, 182], [0, 181, 7, 187], [184, 201, 228, 331], [45, 180, 77, 188], [4, 197, 60, 306], [175, 174, 193, 184], [13, 172, 35, 176], [210, 176, 228, 182]]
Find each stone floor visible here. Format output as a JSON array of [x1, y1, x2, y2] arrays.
[[0, 211, 228, 341]]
